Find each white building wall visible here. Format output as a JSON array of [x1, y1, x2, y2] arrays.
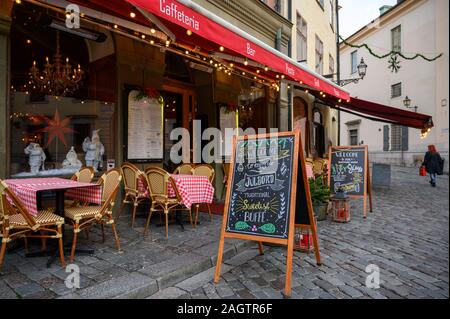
[[340, 0, 449, 172]]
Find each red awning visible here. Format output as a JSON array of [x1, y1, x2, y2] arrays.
[[308, 90, 433, 130], [125, 0, 350, 100]]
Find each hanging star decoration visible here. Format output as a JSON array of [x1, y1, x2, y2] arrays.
[[38, 109, 75, 147], [388, 54, 402, 73]]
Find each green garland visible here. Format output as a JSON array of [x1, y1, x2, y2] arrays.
[[340, 35, 443, 73]]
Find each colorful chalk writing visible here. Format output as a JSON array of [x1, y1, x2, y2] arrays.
[[226, 136, 295, 239], [329, 147, 366, 196]]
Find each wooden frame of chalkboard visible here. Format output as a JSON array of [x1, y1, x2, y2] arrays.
[[327, 145, 373, 218], [214, 130, 308, 298]]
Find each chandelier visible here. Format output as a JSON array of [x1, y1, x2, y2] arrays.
[[29, 31, 84, 97]]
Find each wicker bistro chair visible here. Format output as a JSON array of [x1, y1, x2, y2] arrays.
[[66, 167, 95, 208], [118, 163, 149, 228], [191, 164, 215, 226], [173, 164, 194, 175], [144, 167, 193, 239], [0, 180, 66, 270], [63, 169, 122, 262]]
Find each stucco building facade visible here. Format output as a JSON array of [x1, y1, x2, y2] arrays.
[[340, 0, 449, 172]]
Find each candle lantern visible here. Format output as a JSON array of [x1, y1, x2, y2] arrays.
[[331, 198, 351, 223], [294, 224, 315, 253]]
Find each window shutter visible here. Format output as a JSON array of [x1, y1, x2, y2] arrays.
[[402, 126, 409, 151], [383, 125, 390, 151]]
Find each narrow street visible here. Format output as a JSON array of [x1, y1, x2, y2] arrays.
[[149, 166, 449, 299]]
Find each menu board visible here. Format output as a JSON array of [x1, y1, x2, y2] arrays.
[[329, 146, 367, 196], [225, 135, 295, 239], [127, 90, 163, 161]]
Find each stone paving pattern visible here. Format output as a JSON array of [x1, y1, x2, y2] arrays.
[[149, 167, 449, 299], [0, 166, 448, 299]]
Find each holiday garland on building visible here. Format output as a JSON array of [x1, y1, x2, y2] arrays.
[[340, 35, 443, 73]]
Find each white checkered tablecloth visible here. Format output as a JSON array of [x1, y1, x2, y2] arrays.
[[138, 174, 214, 209], [4, 178, 102, 217]]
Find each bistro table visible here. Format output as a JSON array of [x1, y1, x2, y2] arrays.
[[4, 177, 102, 267], [138, 174, 215, 229]]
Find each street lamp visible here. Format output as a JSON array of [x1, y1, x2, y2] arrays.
[[403, 96, 418, 112], [326, 58, 368, 86]]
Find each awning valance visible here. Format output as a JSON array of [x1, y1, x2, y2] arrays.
[[308, 90, 433, 130], [126, 0, 349, 100]]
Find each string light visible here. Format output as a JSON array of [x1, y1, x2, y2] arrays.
[[113, 24, 118, 29], [264, 66, 269, 72], [150, 29, 156, 34], [165, 40, 170, 47], [130, 7, 136, 18], [141, 34, 146, 39], [219, 46, 225, 52], [186, 30, 192, 36], [244, 59, 248, 66]]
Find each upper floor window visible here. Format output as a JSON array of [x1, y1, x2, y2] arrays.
[[329, 0, 335, 29], [296, 13, 308, 62], [351, 50, 358, 74], [329, 54, 335, 76], [391, 25, 401, 52], [261, 0, 281, 13], [316, 0, 325, 9], [391, 83, 402, 98], [315, 35, 324, 74]]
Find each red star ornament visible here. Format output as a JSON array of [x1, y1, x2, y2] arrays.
[[39, 109, 75, 147]]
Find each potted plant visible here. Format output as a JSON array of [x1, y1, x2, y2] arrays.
[[309, 175, 331, 221]]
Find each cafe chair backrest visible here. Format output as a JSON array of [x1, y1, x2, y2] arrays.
[[98, 169, 122, 204], [121, 162, 142, 192], [72, 167, 95, 183], [174, 164, 194, 175], [192, 164, 215, 183], [0, 180, 37, 228], [145, 167, 182, 201]]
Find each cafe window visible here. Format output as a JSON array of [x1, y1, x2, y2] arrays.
[[9, 3, 115, 177], [315, 35, 324, 75], [296, 13, 308, 62], [261, 0, 281, 13]]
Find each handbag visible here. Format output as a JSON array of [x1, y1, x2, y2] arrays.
[[420, 166, 427, 177]]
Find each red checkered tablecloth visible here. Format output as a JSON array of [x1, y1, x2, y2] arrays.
[[138, 174, 214, 209], [4, 178, 102, 217]]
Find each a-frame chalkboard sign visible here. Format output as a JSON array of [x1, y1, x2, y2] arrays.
[[214, 130, 320, 297], [328, 146, 373, 218]]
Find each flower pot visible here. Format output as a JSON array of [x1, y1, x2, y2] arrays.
[[313, 203, 329, 221]]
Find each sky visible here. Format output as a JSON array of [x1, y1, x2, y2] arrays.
[[339, 0, 398, 38]]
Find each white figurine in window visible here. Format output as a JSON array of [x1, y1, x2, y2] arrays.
[[83, 129, 105, 172], [24, 142, 46, 174], [62, 146, 83, 169]]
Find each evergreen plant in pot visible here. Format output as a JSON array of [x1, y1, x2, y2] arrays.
[[309, 175, 331, 221]]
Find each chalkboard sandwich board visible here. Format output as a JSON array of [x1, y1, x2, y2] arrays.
[[214, 130, 321, 297], [328, 146, 373, 218]]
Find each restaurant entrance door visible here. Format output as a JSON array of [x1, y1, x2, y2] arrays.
[[161, 84, 196, 172]]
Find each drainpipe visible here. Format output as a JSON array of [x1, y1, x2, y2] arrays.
[[288, 0, 293, 131], [336, 0, 341, 146]]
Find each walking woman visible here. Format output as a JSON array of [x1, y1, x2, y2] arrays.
[[422, 145, 444, 187]]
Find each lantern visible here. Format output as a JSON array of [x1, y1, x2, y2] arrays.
[[331, 198, 351, 223], [294, 225, 314, 252]]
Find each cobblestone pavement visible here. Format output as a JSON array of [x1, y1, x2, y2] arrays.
[[0, 202, 249, 299], [149, 167, 449, 299], [0, 166, 448, 299]]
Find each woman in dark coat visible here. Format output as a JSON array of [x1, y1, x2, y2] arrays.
[[422, 145, 444, 187]]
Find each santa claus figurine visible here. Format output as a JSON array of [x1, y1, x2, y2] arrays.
[[82, 130, 105, 172]]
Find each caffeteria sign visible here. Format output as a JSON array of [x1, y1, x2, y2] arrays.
[[160, 0, 200, 31]]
